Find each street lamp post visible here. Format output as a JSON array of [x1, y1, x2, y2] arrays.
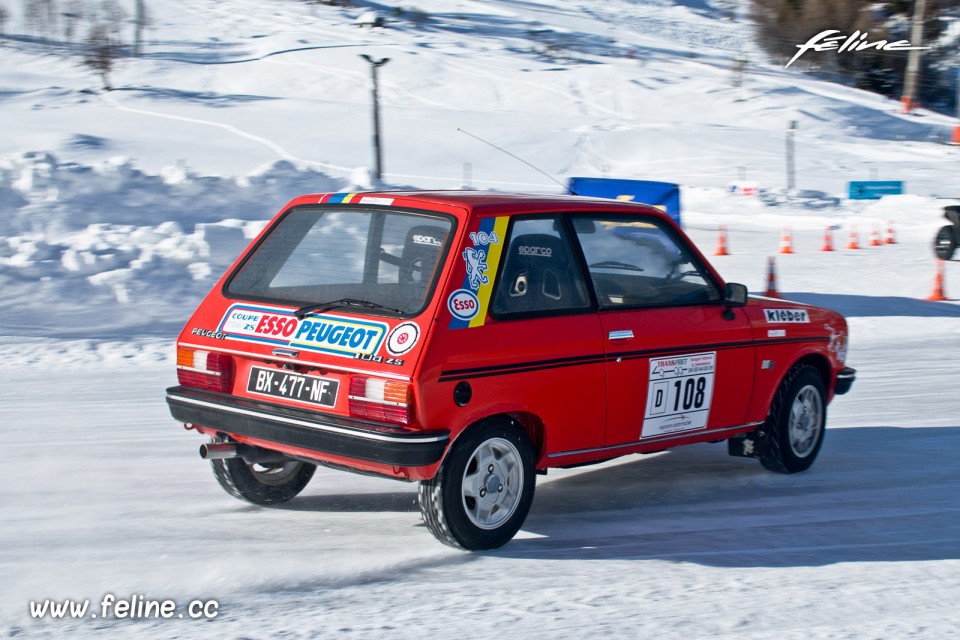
[[786, 120, 797, 192], [360, 54, 390, 183]]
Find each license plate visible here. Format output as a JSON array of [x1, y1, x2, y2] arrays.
[[246, 366, 339, 408]]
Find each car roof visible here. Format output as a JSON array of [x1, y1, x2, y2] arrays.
[[291, 190, 672, 219]]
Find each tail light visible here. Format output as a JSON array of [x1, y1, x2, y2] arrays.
[[349, 376, 413, 426], [177, 347, 235, 393]]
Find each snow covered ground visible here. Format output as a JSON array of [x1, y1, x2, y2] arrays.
[[2, 0, 959, 638]]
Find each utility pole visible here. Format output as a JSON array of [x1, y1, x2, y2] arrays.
[[956, 71, 960, 121], [360, 54, 390, 183], [952, 72, 960, 144], [134, 0, 145, 57], [901, 0, 927, 112], [786, 120, 797, 192]]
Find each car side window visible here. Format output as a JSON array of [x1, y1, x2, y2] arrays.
[[572, 216, 721, 308], [492, 217, 591, 316]]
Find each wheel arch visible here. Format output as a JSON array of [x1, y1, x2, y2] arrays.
[[793, 352, 832, 396], [749, 352, 832, 424], [419, 410, 539, 550], [444, 411, 546, 467]]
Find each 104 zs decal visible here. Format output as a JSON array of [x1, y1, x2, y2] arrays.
[[642, 352, 716, 439]]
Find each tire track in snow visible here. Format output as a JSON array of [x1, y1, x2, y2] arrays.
[[98, 91, 352, 174]]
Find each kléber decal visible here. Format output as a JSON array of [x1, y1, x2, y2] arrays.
[[764, 308, 809, 323]]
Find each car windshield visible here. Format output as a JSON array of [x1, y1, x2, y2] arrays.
[[226, 206, 453, 316]]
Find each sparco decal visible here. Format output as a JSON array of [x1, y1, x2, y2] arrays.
[[764, 308, 809, 323], [218, 304, 387, 358], [518, 245, 552, 257]]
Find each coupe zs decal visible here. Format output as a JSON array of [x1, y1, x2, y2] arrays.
[[642, 352, 716, 439]]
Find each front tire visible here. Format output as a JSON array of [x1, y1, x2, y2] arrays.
[[419, 419, 535, 551], [210, 439, 315, 506], [760, 365, 826, 474], [934, 225, 956, 260]]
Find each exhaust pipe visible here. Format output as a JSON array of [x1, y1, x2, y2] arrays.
[[199, 442, 237, 460], [199, 442, 290, 465]]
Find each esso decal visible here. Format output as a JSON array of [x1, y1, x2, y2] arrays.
[[386, 321, 420, 356], [448, 289, 480, 321]]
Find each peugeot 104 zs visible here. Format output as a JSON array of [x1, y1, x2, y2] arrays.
[[166, 191, 855, 550]]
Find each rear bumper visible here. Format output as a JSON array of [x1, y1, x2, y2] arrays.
[[834, 367, 856, 395], [165, 386, 449, 467]]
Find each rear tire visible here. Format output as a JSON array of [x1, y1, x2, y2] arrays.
[[760, 365, 826, 474], [210, 439, 315, 505], [934, 225, 956, 260], [419, 419, 535, 551]]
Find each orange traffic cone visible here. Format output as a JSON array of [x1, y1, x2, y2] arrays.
[[820, 226, 834, 252], [779, 227, 794, 254], [926, 260, 948, 301], [764, 257, 781, 298], [714, 226, 730, 256], [884, 221, 896, 245], [870, 225, 882, 247], [846, 228, 860, 250]]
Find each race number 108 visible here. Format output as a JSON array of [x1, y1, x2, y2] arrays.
[[673, 376, 707, 411]]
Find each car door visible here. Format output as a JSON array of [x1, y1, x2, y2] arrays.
[[570, 215, 756, 448], [431, 213, 607, 455]]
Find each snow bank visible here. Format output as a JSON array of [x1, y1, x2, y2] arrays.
[[0, 153, 355, 339], [0, 153, 347, 236]]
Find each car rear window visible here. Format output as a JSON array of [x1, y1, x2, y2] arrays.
[[226, 206, 453, 316]]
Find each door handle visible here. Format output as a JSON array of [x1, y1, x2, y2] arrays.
[[608, 330, 634, 341]]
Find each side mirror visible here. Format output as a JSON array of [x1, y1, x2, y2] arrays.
[[724, 282, 748, 306], [722, 283, 748, 320]]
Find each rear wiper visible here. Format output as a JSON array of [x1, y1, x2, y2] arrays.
[[294, 298, 404, 320]]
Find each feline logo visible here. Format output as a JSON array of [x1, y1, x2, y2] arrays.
[[787, 30, 929, 68]]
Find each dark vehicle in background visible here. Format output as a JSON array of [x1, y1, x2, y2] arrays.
[[934, 205, 960, 260]]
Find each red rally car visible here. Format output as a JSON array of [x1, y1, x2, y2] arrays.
[[166, 191, 855, 550]]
